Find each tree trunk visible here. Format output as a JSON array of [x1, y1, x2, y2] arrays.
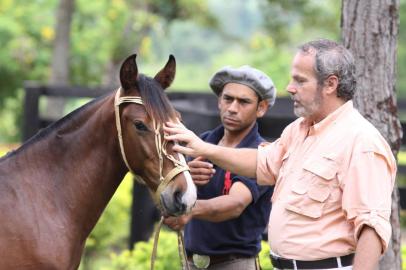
[[341, 0, 402, 269], [47, 0, 75, 119], [102, 18, 136, 88], [102, 9, 152, 88]]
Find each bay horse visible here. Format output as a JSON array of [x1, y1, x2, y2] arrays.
[[0, 54, 196, 269]]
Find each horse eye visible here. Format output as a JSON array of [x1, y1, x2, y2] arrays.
[[133, 121, 149, 131]]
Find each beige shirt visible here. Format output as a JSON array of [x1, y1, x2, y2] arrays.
[[257, 101, 396, 260]]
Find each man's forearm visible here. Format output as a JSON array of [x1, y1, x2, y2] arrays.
[[164, 122, 258, 177], [203, 144, 257, 178], [191, 198, 243, 222], [353, 226, 382, 270], [191, 183, 252, 222]]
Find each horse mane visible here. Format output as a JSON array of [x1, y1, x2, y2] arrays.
[[136, 74, 177, 124], [0, 95, 106, 161], [1, 77, 176, 162]]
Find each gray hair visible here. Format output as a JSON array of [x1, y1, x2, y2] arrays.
[[299, 39, 356, 101]]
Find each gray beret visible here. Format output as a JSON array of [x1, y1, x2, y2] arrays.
[[209, 65, 276, 106]]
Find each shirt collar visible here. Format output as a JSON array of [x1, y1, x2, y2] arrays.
[[237, 122, 260, 148], [205, 122, 260, 148], [300, 100, 354, 136]]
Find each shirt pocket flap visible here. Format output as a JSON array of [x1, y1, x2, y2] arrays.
[[303, 158, 338, 180], [291, 180, 308, 195], [285, 203, 323, 219], [308, 182, 330, 202]]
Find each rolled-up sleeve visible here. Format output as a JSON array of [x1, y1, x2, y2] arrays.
[[342, 148, 396, 252], [256, 139, 286, 186]]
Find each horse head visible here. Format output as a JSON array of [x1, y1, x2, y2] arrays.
[[116, 54, 196, 216]]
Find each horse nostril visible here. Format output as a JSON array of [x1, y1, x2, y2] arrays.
[[174, 190, 186, 213], [174, 190, 182, 204]]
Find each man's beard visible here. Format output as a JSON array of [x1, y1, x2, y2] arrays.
[[292, 87, 323, 119], [293, 102, 317, 118]]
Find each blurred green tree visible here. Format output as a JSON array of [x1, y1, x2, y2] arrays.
[[47, 0, 75, 119], [397, 0, 406, 98], [0, 0, 217, 142], [0, 0, 57, 141], [261, 0, 340, 45]]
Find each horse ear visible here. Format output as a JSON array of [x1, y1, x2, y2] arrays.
[[120, 54, 138, 91], [154, 55, 176, 90]]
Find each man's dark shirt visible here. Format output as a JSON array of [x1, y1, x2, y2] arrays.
[[185, 123, 273, 256]]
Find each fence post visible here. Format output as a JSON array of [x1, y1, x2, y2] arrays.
[[23, 82, 42, 142]]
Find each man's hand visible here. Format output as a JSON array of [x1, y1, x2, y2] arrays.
[[165, 121, 258, 178], [164, 121, 209, 158], [163, 215, 192, 231], [189, 156, 216, 186]]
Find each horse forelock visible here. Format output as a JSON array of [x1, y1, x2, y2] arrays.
[[136, 75, 177, 125]]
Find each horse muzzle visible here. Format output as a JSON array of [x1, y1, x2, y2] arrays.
[[159, 173, 197, 216]]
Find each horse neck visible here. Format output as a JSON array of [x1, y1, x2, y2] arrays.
[[8, 94, 128, 238]]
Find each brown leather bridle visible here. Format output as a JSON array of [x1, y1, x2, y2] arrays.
[[114, 88, 190, 206], [114, 88, 192, 270]]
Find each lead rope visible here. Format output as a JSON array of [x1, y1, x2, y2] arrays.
[[114, 88, 190, 270], [178, 229, 190, 270], [151, 217, 190, 270]]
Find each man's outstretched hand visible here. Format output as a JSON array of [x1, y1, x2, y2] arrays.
[[164, 121, 209, 158]]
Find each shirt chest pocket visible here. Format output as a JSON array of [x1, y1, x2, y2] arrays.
[[285, 157, 341, 219]]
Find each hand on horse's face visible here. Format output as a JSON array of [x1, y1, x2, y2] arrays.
[[164, 122, 207, 158]]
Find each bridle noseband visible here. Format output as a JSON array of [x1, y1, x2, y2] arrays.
[[114, 88, 190, 207]]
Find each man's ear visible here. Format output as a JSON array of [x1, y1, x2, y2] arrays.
[[324, 75, 339, 95], [217, 91, 223, 110], [256, 100, 269, 118]]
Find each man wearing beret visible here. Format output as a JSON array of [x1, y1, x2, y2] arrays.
[[164, 65, 276, 269], [164, 39, 396, 270]]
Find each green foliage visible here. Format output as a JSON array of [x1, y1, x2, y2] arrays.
[[148, 0, 217, 27], [0, 0, 57, 142], [248, 33, 292, 96], [261, 0, 340, 45], [0, 0, 217, 143], [101, 230, 183, 270], [399, 151, 406, 165], [2, 0, 406, 144], [0, 89, 24, 142], [0, 0, 56, 96], [0, 0, 349, 143], [259, 241, 274, 270], [397, 0, 406, 98], [91, 228, 274, 270]]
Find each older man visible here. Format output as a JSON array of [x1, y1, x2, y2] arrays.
[[164, 39, 396, 270], [164, 65, 276, 270]]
